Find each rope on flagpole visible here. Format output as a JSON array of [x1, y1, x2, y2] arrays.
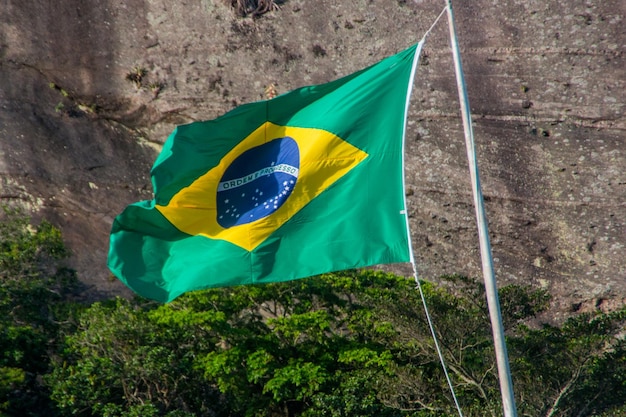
[[411, 266, 465, 417], [401, 7, 464, 417], [423, 6, 447, 40]]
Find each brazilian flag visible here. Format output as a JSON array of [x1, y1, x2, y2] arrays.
[[108, 43, 423, 302]]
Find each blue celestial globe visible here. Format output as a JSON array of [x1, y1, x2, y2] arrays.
[[217, 137, 300, 228]]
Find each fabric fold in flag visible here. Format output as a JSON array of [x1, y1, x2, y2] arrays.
[[108, 42, 423, 302]]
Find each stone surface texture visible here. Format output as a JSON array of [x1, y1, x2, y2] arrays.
[[1, 0, 624, 316]]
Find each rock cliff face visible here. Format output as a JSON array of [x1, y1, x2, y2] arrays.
[[1, 0, 624, 315]]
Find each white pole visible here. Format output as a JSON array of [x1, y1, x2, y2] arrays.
[[444, 1, 518, 416]]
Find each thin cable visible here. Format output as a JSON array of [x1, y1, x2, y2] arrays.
[[400, 7, 464, 417], [412, 265, 464, 417], [422, 6, 447, 41]]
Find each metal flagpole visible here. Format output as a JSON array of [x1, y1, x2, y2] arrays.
[[443, 1, 518, 416]]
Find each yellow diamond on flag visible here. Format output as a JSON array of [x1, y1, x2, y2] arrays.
[[156, 122, 368, 251]]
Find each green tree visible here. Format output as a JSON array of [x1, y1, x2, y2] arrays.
[[47, 268, 626, 417], [47, 297, 227, 417], [0, 207, 79, 416], [4, 209, 623, 416], [46, 272, 538, 416], [511, 309, 626, 416]]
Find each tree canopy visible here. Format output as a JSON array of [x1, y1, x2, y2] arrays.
[[1, 209, 625, 417]]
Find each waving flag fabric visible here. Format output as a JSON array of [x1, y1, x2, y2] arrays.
[[108, 43, 423, 302]]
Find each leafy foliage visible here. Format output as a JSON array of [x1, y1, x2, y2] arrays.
[[47, 298, 220, 417], [511, 309, 626, 416], [46, 269, 626, 417], [0, 207, 79, 416], [227, 0, 280, 17], [1, 210, 625, 416]]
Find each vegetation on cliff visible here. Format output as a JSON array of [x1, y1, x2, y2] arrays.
[[1, 210, 625, 417]]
